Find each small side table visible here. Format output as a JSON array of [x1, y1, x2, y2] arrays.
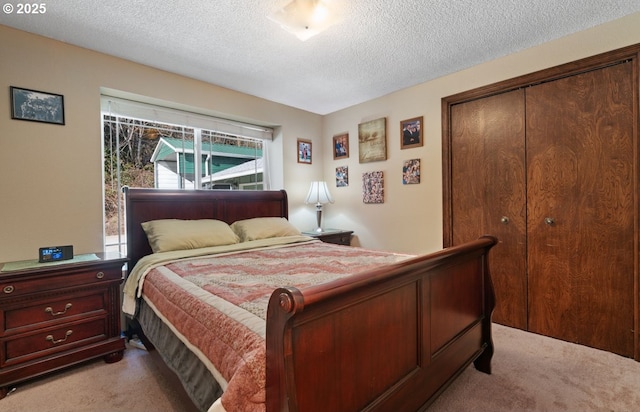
[[303, 229, 353, 246], [0, 252, 127, 398]]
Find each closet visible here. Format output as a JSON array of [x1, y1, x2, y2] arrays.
[[442, 45, 638, 359]]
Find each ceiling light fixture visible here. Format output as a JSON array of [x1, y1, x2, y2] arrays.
[[268, 0, 338, 41]]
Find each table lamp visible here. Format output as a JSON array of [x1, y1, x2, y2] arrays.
[[305, 181, 334, 232]]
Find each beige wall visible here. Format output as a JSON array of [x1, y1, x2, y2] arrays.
[[1, 13, 639, 262], [0, 25, 323, 261], [322, 12, 640, 255]]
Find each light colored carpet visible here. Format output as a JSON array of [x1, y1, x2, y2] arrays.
[[2, 342, 200, 412], [2, 324, 639, 411], [430, 324, 640, 411]]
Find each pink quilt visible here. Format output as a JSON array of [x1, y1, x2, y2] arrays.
[[139, 240, 411, 412]]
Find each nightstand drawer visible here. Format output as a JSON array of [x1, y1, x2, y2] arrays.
[[333, 233, 352, 245], [2, 317, 107, 366], [0, 266, 122, 298], [3, 291, 106, 334], [303, 230, 353, 246]]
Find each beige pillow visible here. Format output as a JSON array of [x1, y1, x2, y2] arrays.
[[141, 219, 239, 253], [231, 217, 301, 242]]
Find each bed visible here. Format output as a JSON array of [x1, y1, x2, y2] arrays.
[[122, 187, 497, 412]]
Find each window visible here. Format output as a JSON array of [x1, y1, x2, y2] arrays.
[[102, 96, 272, 253]]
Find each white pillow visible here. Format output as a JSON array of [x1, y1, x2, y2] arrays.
[[141, 219, 239, 253], [230, 217, 301, 242]]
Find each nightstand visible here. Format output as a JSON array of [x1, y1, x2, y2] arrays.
[[0, 252, 127, 398], [303, 229, 353, 246]]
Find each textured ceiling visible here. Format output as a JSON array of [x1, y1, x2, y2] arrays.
[[1, 1, 639, 114]]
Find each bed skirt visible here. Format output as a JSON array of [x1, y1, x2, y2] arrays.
[[138, 299, 223, 411]]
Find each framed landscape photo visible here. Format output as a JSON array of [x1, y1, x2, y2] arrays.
[[10, 86, 65, 125], [297, 138, 312, 164], [333, 132, 349, 160], [358, 118, 386, 163], [400, 116, 423, 149]]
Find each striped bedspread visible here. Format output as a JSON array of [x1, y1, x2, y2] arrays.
[[128, 238, 411, 412]]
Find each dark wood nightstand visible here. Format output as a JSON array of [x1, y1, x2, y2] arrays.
[[303, 229, 353, 246], [0, 252, 127, 398]]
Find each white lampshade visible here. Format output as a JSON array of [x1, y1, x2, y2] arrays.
[[305, 181, 334, 205]]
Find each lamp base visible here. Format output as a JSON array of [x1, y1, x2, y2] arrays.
[[314, 204, 325, 233]]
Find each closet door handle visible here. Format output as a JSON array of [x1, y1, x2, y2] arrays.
[[544, 217, 555, 225], [500, 216, 509, 224]]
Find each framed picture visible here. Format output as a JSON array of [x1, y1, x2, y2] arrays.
[[358, 118, 386, 163], [333, 133, 349, 160], [400, 116, 423, 149], [362, 171, 384, 204], [402, 159, 421, 184], [10, 86, 65, 125], [297, 138, 312, 164], [336, 166, 349, 187]]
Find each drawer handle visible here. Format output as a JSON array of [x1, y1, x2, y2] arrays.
[[46, 330, 73, 345], [96, 271, 105, 279], [3, 285, 14, 294], [45, 303, 72, 316]]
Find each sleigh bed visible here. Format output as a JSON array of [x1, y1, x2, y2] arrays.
[[122, 188, 496, 412]]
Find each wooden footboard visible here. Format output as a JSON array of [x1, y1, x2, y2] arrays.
[[266, 236, 497, 412]]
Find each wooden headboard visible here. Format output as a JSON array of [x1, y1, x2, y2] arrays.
[[124, 188, 289, 269]]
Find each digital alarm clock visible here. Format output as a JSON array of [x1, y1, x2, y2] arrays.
[[38, 245, 74, 263]]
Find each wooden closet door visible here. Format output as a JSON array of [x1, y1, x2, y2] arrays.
[[526, 61, 635, 356], [450, 89, 527, 329]]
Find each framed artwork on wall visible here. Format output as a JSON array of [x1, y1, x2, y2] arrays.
[[358, 118, 386, 163], [400, 116, 423, 149], [297, 138, 312, 164], [362, 171, 384, 204], [336, 166, 349, 187], [10, 86, 65, 125], [402, 159, 421, 184], [333, 133, 349, 159]]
